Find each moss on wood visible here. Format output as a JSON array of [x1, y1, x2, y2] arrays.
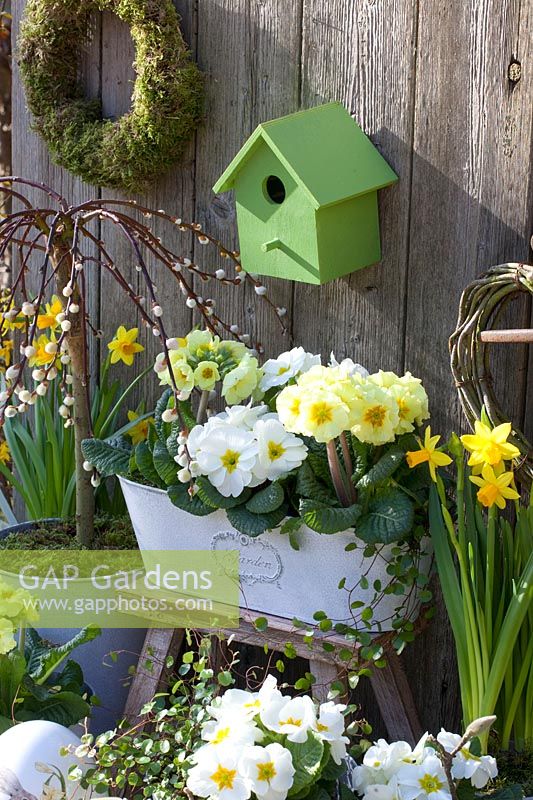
[[18, 0, 204, 192]]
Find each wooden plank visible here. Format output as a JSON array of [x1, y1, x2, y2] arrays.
[[369, 651, 423, 745], [295, 0, 418, 368], [194, 0, 298, 360], [123, 628, 185, 721], [11, 1, 101, 379], [310, 660, 345, 703], [98, 1, 196, 412], [404, 0, 533, 439]]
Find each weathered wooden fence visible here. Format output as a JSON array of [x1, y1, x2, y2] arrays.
[[11, 0, 533, 734]]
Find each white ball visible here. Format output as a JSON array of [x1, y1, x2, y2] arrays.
[[0, 721, 91, 797]]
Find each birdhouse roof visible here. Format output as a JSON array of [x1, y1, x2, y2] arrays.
[[213, 102, 398, 209]]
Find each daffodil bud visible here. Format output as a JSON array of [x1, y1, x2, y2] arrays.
[[463, 716, 497, 741]]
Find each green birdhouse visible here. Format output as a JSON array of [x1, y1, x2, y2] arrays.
[[213, 102, 398, 285]]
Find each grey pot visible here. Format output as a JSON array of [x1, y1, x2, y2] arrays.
[[0, 519, 146, 734]]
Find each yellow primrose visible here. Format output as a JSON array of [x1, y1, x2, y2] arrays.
[[470, 464, 520, 509], [461, 421, 520, 467], [107, 326, 144, 366], [28, 334, 57, 367], [298, 391, 350, 443], [0, 440, 10, 464], [37, 296, 63, 330], [0, 338, 13, 367], [186, 329, 217, 356], [298, 365, 360, 423], [0, 617, 16, 655], [222, 354, 260, 405], [194, 360, 220, 391], [276, 384, 305, 433], [350, 383, 400, 445], [406, 426, 453, 482], [369, 370, 429, 434], [126, 410, 154, 445]]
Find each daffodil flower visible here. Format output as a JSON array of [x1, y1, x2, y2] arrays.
[[126, 410, 154, 445], [406, 427, 452, 482], [28, 334, 57, 367], [0, 338, 13, 367], [0, 440, 10, 464], [469, 464, 520, 509], [107, 326, 144, 366], [460, 421, 520, 467], [37, 295, 63, 330]]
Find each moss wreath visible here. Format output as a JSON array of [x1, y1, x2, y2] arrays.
[[450, 262, 533, 486], [18, 0, 204, 192]]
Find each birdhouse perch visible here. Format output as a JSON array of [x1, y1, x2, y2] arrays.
[[213, 102, 398, 285]]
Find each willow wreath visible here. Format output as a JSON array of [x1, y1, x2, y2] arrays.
[[18, 0, 204, 192], [450, 262, 533, 486]]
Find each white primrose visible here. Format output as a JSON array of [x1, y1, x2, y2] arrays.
[[194, 425, 258, 497], [436, 730, 498, 789], [187, 746, 251, 800], [260, 694, 317, 744], [198, 717, 260, 751], [395, 754, 452, 800], [253, 418, 308, 482], [208, 676, 284, 722], [239, 743, 295, 800], [362, 776, 400, 800], [313, 701, 350, 765], [260, 347, 321, 391], [329, 353, 369, 379]]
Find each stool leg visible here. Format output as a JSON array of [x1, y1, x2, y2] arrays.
[[123, 628, 185, 722], [369, 651, 423, 744]]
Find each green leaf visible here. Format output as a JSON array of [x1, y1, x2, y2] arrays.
[[196, 476, 250, 509], [135, 441, 165, 488], [227, 503, 287, 537], [246, 482, 285, 514], [299, 500, 362, 534], [154, 389, 173, 441], [0, 651, 26, 716], [286, 731, 325, 797], [296, 461, 333, 504], [25, 625, 101, 684], [356, 447, 405, 489], [280, 516, 304, 535], [350, 436, 369, 482], [17, 689, 90, 727], [167, 483, 214, 517], [254, 617, 268, 632], [153, 440, 178, 485], [81, 437, 131, 477], [357, 489, 414, 544]]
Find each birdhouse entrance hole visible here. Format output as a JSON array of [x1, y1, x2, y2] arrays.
[[264, 175, 286, 204]]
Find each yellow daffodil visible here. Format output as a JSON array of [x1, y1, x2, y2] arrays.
[[37, 296, 63, 330], [461, 421, 520, 467], [0, 338, 13, 367], [107, 326, 144, 366], [470, 464, 520, 509], [0, 440, 10, 464], [28, 334, 57, 367], [194, 360, 220, 391], [126, 411, 154, 445], [406, 426, 453, 482]]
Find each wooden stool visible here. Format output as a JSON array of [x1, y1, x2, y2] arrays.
[[123, 609, 423, 744]]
